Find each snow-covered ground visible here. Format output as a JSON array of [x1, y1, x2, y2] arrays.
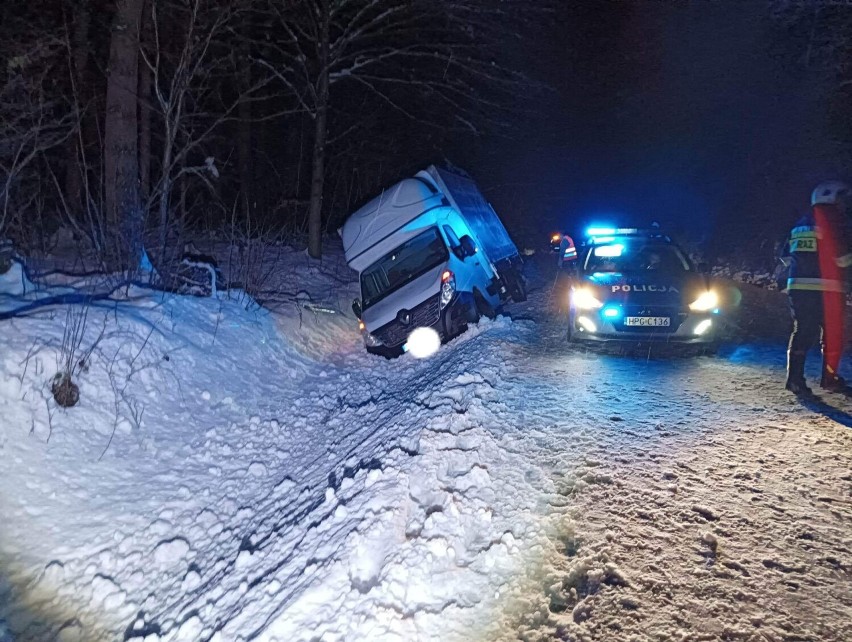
[[1, 247, 850, 641]]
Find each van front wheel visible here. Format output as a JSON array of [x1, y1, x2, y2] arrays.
[[474, 289, 497, 320], [442, 298, 471, 339], [504, 268, 527, 302]]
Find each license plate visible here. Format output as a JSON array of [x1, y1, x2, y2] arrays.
[[624, 316, 670, 327]]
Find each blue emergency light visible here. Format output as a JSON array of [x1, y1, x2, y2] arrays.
[[587, 226, 616, 237], [587, 226, 643, 239], [602, 305, 622, 320], [593, 244, 624, 257]]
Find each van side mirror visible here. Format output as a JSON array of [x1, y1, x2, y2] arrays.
[[459, 235, 477, 258], [352, 298, 362, 318]]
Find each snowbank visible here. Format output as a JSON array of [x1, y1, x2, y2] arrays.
[[2, 247, 850, 642], [0, 251, 552, 642], [0, 260, 35, 298]]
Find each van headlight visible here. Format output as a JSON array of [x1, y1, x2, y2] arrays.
[[364, 331, 382, 347], [689, 290, 718, 312], [440, 270, 456, 308], [572, 287, 603, 310]]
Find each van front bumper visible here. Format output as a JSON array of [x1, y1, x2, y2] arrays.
[[364, 293, 474, 355]]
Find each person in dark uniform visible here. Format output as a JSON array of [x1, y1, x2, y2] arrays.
[[782, 180, 852, 395]]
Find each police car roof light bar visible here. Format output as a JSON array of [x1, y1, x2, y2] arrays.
[[585, 227, 672, 243], [586, 227, 616, 237]]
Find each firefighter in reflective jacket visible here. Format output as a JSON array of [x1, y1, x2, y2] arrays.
[[782, 180, 852, 395]]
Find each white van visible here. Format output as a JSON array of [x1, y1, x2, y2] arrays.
[[341, 166, 526, 356]]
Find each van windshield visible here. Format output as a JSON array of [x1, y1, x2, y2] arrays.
[[361, 227, 449, 309]]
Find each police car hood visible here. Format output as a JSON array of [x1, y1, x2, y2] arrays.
[[585, 271, 706, 304]]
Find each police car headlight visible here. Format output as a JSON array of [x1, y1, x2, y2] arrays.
[[689, 290, 718, 312], [572, 287, 603, 310]]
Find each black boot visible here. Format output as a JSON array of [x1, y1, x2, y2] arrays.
[[820, 368, 851, 394], [786, 351, 812, 396]]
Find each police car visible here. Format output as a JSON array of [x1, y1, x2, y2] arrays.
[[566, 227, 720, 345]]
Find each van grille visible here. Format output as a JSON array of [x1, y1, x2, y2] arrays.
[[374, 293, 441, 347]]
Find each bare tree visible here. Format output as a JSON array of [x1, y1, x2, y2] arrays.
[[104, 0, 145, 268], [769, 0, 852, 162], [0, 33, 75, 240], [139, 0, 153, 202], [770, 0, 852, 81], [63, 0, 91, 218], [141, 0, 290, 263], [0, 0, 544, 263], [237, 11, 255, 220], [263, 0, 540, 258]]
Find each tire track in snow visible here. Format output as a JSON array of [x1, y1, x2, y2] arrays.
[[132, 318, 542, 640]]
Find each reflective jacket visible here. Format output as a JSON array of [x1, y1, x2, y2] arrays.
[[784, 205, 852, 292]]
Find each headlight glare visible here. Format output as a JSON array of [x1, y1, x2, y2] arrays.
[[572, 287, 603, 310], [689, 290, 719, 312], [694, 319, 713, 336], [406, 327, 441, 359]]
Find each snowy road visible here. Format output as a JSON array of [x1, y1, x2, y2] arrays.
[[483, 318, 852, 641], [1, 257, 851, 641]]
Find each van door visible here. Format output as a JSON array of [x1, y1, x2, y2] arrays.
[[442, 223, 493, 295]]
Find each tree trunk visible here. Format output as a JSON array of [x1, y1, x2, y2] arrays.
[[104, 0, 144, 268], [138, 0, 152, 204], [307, 0, 330, 259], [238, 18, 253, 221], [64, 0, 90, 217], [238, 103, 252, 221], [158, 124, 173, 258]]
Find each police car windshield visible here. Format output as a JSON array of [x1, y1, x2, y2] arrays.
[[584, 239, 690, 273], [360, 227, 449, 309]]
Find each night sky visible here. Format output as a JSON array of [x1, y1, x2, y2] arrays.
[[460, 0, 841, 260]]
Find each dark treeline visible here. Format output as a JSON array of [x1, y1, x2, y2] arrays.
[[3, 0, 851, 276], [0, 0, 548, 269]]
